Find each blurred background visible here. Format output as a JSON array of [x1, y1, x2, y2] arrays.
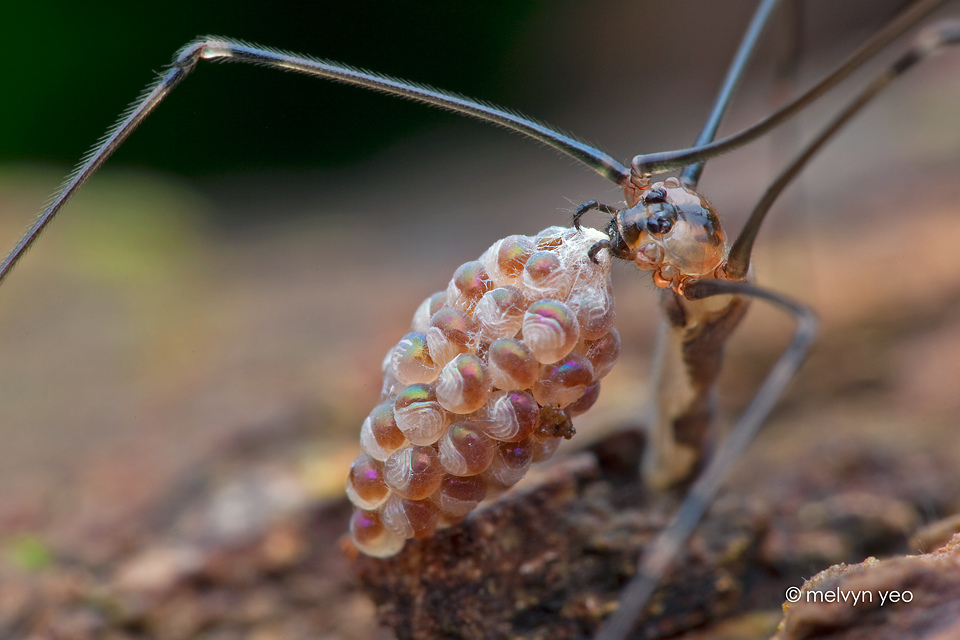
[[1, 0, 959, 636]]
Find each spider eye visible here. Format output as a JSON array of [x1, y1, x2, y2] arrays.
[[618, 207, 645, 245], [642, 187, 667, 205], [645, 203, 678, 235]]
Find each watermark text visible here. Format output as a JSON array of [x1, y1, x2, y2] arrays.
[[784, 585, 913, 606]]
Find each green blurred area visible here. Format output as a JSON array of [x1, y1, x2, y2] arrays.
[[1, 1, 539, 175], [5, 534, 53, 571]]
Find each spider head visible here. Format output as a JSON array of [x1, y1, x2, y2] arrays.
[[616, 177, 727, 291]]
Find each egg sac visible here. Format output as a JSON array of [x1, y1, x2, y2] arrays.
[[347, 226, 619, 558]]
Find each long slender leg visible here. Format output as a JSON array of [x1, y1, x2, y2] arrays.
[[645, 0, 786, 491], [773, 0, 804, 83], [680, 0, 783, 189], [596, 279, 818, 640], [632, 0, 949, 176], [619, 20, 960, 636], [0, 38, 629, 286], [726, 19, 960, 278], [572, 200, 619, 230]]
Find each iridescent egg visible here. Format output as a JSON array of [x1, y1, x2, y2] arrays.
[[411, 291, 448, 333], [436, 353, 492, 414], [393, 384, 449, 445], [346, 454, 390, 510], [479, 389, 539, 442], [568, 381, 601, 416], [383, 444, 445, 500], [390, 331, 440, 385], [486, 338, 539, 390], [380, 351, 404, 399], [434, 475, 487, 519], [381, 494, 441, 539], [482, 234, 534, 287], [522, 299, 580, 363], [567, 283, 616, 341], [530, 436, 562, 463], [360, 400, 407, 461], [532, 353, 595, 407], [474, 286, 525, 343], [534, 226, 567, 251], [438, 421, 497, 476], [425, 306, 478, 367], [350, 508, 406, 558], [484, 438, 535, 488], [521, 250, 573, 300], [575, 328, 621, 380], [447, 260, 494, 312]]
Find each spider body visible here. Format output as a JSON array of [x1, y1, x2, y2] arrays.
[[581, 176, 729, 292]]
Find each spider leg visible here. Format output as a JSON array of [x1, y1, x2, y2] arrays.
[[632, 0, 949, 175], [587, 239, 614, 264], [0, 38, 630, 285], [573, 200, 620, 231], [596, 278, 817, 640], [726, 19, 960, 278]]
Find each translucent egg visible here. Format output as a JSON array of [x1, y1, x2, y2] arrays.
[[522, 299, 580, 363], [411, 291, 448, 333], [393, 384, 449, 445], [425, 306, 478, 367], [474, 286, 525, 343], [484, 438, 535, 488], [521, 251, 573, 300], [530, 436, 561, 463], [447, 260, 494, 312], [486, 338, 539, 390], [383, 444, 445, 500], [479, 238, 503, 280], [482, 234, 534, 286], [567, 283, 616, 341], [434, 475, 487, 519], [346, 454, 390, 510], [532, 353, 595, 407], [350, 508, 406, 558], [534, 226, 567, 251], [360, 400, 407, 461], [436, 353, 492, 414], [575, 328, 621, 380], [390, 332, 440, 385], [479, 389, 539, 442], [381, 494, 441, 539], [568, 381, 601, 416], [438, 421, 497, 476], [380, 351, 404, 399]]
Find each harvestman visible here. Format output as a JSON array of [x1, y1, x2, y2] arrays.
[[2, 1, 959, 638]]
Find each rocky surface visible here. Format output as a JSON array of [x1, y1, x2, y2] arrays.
[[774, 534, 960, 640]]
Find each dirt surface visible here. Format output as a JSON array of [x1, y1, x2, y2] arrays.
[[774, 535, 960, 640], [350, 436, 960, 640], [2, 410, 959, 639]]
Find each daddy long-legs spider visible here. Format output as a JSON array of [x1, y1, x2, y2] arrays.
[[2, 1, 960, 638]]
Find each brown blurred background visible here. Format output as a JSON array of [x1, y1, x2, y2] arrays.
[[1, 0, 959, 635]]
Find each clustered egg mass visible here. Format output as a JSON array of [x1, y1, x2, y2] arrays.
[[347, 226, 620, 557]]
